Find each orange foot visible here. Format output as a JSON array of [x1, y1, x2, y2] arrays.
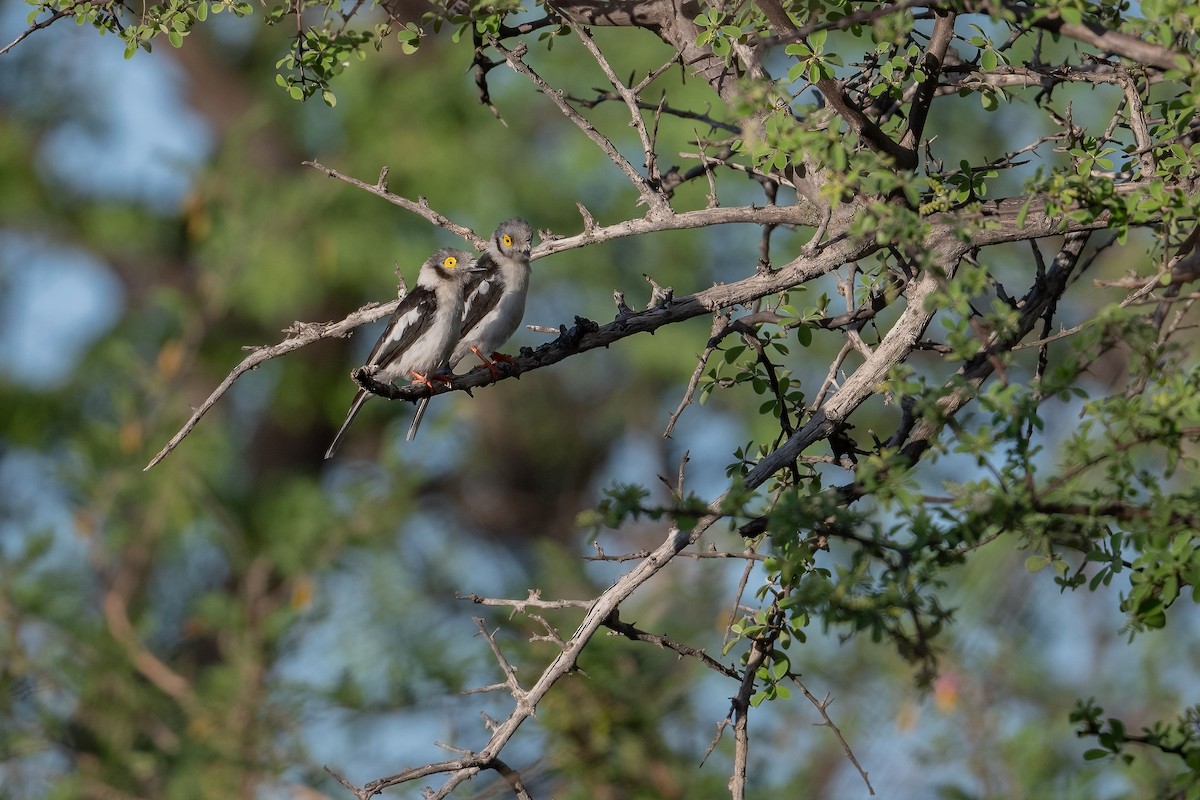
[[470, 347, 511, 381], [409, 369, 454, 390]]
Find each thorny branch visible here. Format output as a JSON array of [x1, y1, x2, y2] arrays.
[[488, 37, 672, 216], [144, 301, 400, 470], [117, 0, 1200, 793]]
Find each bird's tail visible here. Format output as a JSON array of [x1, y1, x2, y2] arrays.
[[406, 397, 431, 441], [325, 390, 370, 459]]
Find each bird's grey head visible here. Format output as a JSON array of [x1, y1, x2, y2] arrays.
[[493, 218, 534, 261], [428, 247, 481, 280]]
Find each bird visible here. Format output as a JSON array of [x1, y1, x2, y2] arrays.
[[406, 218, 535, 441], [325, 247, 482, 459]]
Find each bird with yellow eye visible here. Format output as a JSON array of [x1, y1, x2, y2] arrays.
[[407, 218, 535, 440], [325, 247, 485, 458]]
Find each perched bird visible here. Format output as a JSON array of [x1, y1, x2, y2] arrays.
[[406, 218, 535, 441], [325, 247, 482, 459]]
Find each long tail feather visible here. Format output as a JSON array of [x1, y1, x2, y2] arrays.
[[406, 396, 431, 441], [325, 390, 370, 459]]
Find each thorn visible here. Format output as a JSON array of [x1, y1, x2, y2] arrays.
[[643, 274, 673, 309], [614, 290, 634, 318], [577, 202, 597, 233]]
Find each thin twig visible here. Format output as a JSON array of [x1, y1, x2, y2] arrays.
[[458, 591, 593, 612], [791, 677, 875, 794], [0, 7, 71, 57], [487, 37, 671, 216], [303, 160, 484, 247], [143, 303, 398, 470], [603, 611, 739, 678], [587, 547, 769, 562], [565, 18, 663, 187], [474, 618, 526, 700]]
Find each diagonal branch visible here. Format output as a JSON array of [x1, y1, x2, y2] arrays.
[[350, 236, 873, 404], [561, 15, 664, 187], [302, 161, 484, 247], [488, 37, 672, 216], [145, 192, 825, 468], [753, 0, 914, 168], [360, 522, 719, 797], [143, 302, 399, 470], [0, 6, 72, 57], [602, 610, 739, 679], [898, 9, 956, 156], [994, 0, 1195, 72], [898, 232, 1091, 463]]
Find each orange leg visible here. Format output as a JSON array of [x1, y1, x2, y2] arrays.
[[470, 347, 504, 381], [409, 370, 454, 389]]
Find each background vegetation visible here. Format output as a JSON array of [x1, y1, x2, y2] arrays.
[[1, 0, 1198, 796]]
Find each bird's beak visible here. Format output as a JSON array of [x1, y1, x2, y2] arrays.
[[467, 264, 488, 272]]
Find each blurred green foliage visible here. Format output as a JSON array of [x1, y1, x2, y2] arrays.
[[2, 0, 1200, 797]]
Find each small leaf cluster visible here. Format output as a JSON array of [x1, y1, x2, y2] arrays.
[[30, 0, 245, 58], [274, 26, 380, 106], [785, 30, 843, 85], [1072, 699, 1200, 797], [578, 482, 712, 539], [726, 601, 797, 707], [1135, 0, 1200, 49], [420, 0, 528, 51], [867, 41, 933, 104], [748, 478, 961, 686], [919, 161, 999, 215], [697, 324, 801, 420], [694, 2, 784, 64]]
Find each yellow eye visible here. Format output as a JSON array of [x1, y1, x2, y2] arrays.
[[443, 256, 458, 269], [502, 235, 513, 247]]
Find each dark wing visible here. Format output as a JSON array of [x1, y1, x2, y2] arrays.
[[364, 286, 438, 369], [459, 264, 505, 337]]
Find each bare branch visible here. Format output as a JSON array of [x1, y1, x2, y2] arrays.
[[0, 7, 72, 57], [564, 18, 663, 186], [567, 90, 740, 133], [602, 610, 739, 678], [665, 311, 730, 437], [487, 37, 672, 216], [994, 0, 1195, 71], [144, 302, 398, 470], [364, 521, 723, 796], [458, 591, 593, 612], [897, 10, 956, 157], [302, 160, 484, 247], [474, 618, 527, 701], [586, 545, 769, 562]]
